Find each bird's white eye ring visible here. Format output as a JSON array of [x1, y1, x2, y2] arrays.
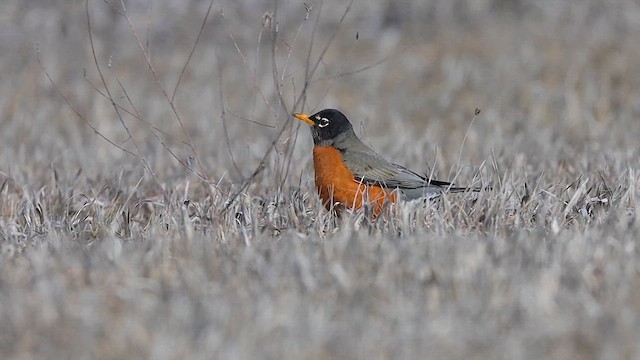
[[318, 117, 330, 128]]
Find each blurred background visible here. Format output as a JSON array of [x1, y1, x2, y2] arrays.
[[2, 2, 640, 359], [2, 0, 639, 194]]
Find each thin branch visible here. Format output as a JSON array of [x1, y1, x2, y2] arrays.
[[273, 1, 314, 188], [113, 72, 212, 182], [85, 0, 165, 200], [227, 32, 279, 119], [447, 108, 481, 190], [36, 49, 135, 157], [171, 0, 216, 102], [118, 0, 217, 199], [216, 57, 243, 178], [310, 41, 418, 83], [305, 0, 354, 92], [226, 109, 276, 128]]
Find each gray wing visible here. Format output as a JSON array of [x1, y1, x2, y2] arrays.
[[341, 148, 476, 200], [342, 149, 448, 189]]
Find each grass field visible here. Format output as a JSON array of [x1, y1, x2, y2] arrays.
[[1, 0, 640, 358]]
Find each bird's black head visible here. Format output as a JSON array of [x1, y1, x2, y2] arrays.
[[293, 109, 353, 145]]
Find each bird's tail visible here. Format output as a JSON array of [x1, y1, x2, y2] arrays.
[[422, 178, 484, 193], [445, 185, 482, 193]]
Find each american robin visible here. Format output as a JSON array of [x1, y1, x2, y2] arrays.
[[294, 109, 480, 214]]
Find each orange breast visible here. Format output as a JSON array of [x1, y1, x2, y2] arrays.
[[312, 146, 396, 215]]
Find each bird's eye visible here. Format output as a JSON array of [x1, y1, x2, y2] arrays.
[[318, 117, 330, 128]]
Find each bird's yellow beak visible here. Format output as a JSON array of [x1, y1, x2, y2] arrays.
[[293, 113, 315, 126]]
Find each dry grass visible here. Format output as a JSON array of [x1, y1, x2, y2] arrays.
[[1, 0, 640, 358]]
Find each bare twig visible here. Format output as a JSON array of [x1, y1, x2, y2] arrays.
[[171, 0, 216, 102], [118, 0, 213, 193], [36, 49, 135, 157], [216, 57, 243, 178], [85, 0, 166, 201], [226, 109, 276, 128], [448, 108, 481, 189]]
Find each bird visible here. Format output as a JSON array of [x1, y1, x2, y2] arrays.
[[294, 109, 480, 215]]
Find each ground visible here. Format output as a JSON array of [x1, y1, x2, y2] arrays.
[[1, 0, 639, 359]]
